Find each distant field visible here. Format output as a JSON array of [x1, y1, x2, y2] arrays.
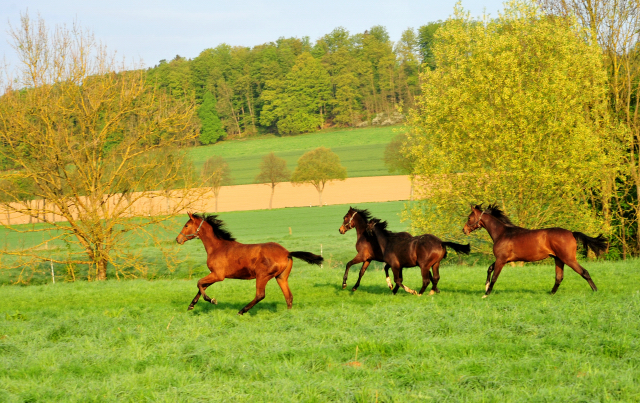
[[187, 126, 403, 185]]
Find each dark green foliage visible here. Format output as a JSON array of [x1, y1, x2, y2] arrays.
[[417, 21, 444, 70], [197, 92, 225, 144]]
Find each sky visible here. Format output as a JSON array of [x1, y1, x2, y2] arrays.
[[1, 0, 506, 70]]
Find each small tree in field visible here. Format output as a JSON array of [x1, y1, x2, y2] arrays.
[[255, 153, 290, 209], [291, 147, 347, 206], [201, 156, 233, 212]]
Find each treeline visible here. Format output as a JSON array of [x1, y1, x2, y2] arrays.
[[146, 23, 442, 142]]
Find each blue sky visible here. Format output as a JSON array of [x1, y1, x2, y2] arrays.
[[1, 0, 505, 69]]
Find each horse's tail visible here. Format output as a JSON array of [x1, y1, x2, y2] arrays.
[[289, 251, 324, 266], [572, 232, 608, 257], [441, 242, 471, 259]]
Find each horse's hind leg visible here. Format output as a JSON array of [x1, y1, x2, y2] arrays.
[[429, 261, 442, 295], [238, 275, 272, 315], [565, 259, 597, 292], [418, 268, 432, 296], [276, 259, 294, 309], [352, 260, 372, 291], [343, 256, 364, 289], [396, 268, 417, 295], [551, 257, 565, 294]]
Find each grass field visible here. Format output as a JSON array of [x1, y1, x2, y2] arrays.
[[1, 260, 638, 401], [1, 202, 639, 401], [187, 126, 402, 185]]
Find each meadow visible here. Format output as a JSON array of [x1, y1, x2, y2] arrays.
[[187, 126, 402, 185], [1, 202, 639, 401]]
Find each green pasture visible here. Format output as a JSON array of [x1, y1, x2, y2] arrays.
[[1, 201, 640, 401], [187, 126, 402, 185], [1, 260, 639, 401]]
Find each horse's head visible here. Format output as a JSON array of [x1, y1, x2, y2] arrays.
[[463, 204, 484, 235], [176, 212, 204, 244], [339, 207, 358, 234]]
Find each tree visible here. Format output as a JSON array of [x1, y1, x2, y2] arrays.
[[535, 0, 640, 257], [291, 147, 347, 206], [201, 156, 233, 212], [197, 91, 225, 144], [384, 133, 417, 199], [260, 52, 332, 134], [255, 153, 290, 209], [405, 2, 621, 247], [417, 21, 444, 70], [0, 14, 200, 280]]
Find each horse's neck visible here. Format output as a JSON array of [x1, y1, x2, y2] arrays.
[[482, 214, 507, 241], [372, 227, 388, 253], [353, 215, 368, 238], [198, 225, 227, 254]]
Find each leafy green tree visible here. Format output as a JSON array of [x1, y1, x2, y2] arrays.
[[384, 133, 417, 199], [417, 21, 444, 70], [291, 147, 347, 206], [261, 52, 332, 134], [197, 92, 225, 144], [255, 153, 291, 209], [406, 2, 622, 246], [201, 156, 233, 212]]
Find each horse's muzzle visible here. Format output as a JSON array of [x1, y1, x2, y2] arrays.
[[339, 226, 346, 234]]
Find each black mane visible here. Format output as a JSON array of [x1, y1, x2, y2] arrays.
[[352, 207, 373, 223], [193, 213, 236, 241], [481, 203, 515, 226], [367, 218, 401, 238]]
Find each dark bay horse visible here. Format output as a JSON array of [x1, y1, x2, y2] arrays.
[[462, 204, 608, 297], [339, 207, 412, 291], [176, 212, 323, 315], [367, 218, 470, 295]]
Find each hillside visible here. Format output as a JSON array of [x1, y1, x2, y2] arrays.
[[187, 126, 402, 185]]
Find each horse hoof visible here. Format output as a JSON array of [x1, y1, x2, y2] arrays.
[[187, 306, 194, 311], [417, 293, 423, 297], [342, 284, 347, 289], [237, 311, 244, 316], [429, 290, 436, 296], [211, 299, 218, 305], [482, 295, 488, 299], [351, 287, 357, 292]]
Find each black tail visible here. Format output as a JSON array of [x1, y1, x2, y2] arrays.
[[289, 251, 324, 266], [573, 232, 608, 257], [441, 242, 471, 259]]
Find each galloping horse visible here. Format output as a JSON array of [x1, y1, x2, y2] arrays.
[[367, 218, 470, 295], [339, 207, 412, 291], [176, 212, 323, 315], [462, 204, 608, 297]]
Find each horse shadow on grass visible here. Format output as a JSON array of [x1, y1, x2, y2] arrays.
[[170, 299, 280, 315]]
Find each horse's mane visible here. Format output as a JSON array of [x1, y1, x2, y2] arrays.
[[368, 218, 403, 238], [352, 207, 373, 223], [477, 203, 516, 227], [193, 213, 236, 241]]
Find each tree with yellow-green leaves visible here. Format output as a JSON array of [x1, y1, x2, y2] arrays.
[[0, 14, 200, 280], [291, 147, 347, 206], [405, 1, 623, 249]]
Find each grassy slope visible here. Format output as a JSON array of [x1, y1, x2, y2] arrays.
[[187, 126, 402, 185], [1, 261, 639, 402]]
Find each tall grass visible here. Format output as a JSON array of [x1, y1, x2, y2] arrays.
[[1, 259, 638, 401]]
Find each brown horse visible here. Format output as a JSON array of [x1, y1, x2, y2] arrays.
[[339, 207, 412, 291], [176, 212, 323, 315], [462, 204, 607, 297], [367, 218, 470, 295]]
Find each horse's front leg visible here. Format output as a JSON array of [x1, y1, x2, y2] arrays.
[[484, 261, 505, 298], [485, 263, 495, 292], [352, 260, 372, 291], [383, 264, 394, 289], [189, 272, 221, 310], [238, 276, 271, 315], [343, 256, 364, 289]]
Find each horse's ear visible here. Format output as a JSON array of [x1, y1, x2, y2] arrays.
[[187, 211, 194, 219]]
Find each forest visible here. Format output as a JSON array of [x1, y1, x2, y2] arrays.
[[146, 22, 441, 141]]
